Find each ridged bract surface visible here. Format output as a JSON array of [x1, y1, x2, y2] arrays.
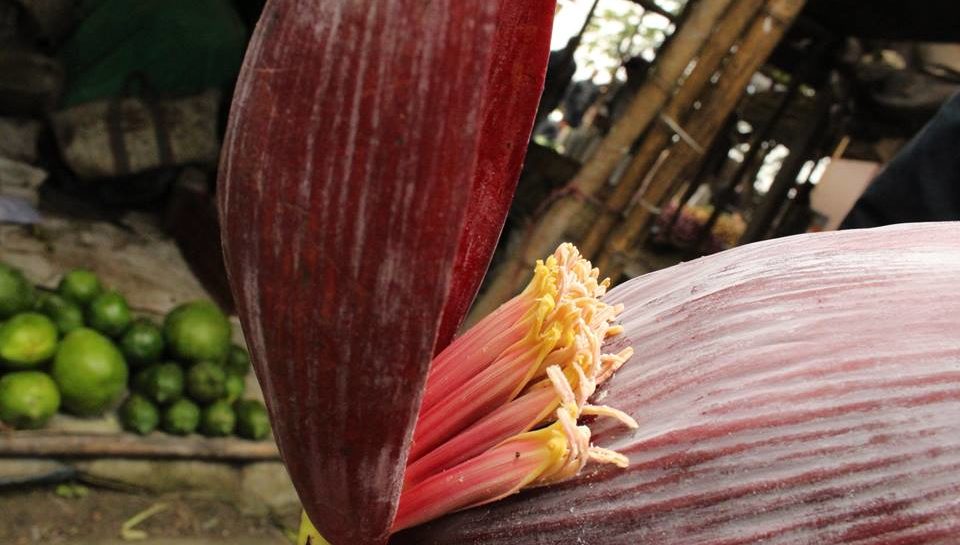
[[434, 0, 555, 351], [218, 2, 551, 543], [398, 222, 960, 544]]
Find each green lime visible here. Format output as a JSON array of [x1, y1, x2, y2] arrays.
[[185, 361, 225, 403], [235, 399, 270, 440], [0, 371, 60, 429], [120, 319, 164, 367], [223, 373, 245, 403], [0, 313, 58, 368], [163, 301, 231, 363], [58, 269, 102, 306], [225, 344, 251, 376], [51, 328, 128, 416], [200, 400, 236, 437], [162, 398, 200, 435], [119, 394, 159, 435], [0, 264, 35, 319], [36, 292, 84, 335], [138, 362, 184, 405], [86, 291, 131, 338]]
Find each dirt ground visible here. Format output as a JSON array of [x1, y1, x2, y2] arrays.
[[0, 485, 291, 544]]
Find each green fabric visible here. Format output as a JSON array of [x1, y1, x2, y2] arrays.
[[58, 0, 247, 107]]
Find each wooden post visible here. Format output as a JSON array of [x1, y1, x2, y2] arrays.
[[595, 0, 807, 279], [578, 0, 766, 259], [690, 36, 831, 253], [470, 0, 734, 321], [0, 432, 280, 460], [739, 85, 834, 243]]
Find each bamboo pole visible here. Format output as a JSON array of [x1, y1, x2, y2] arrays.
[[578, 0, 767, 259], [596, 0, 807, 279], [470, 0, 734, 320]]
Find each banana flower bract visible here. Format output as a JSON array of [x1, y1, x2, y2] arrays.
[[218, 1, 960, 544]]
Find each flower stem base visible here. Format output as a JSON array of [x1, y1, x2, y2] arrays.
[[297, 510, 331, 545]]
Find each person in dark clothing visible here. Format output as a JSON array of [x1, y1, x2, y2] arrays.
[[535, 38, 579, 128], [841, 92, 960, 228], [561, 75, 600, 128], [607, 56, 652, 123]]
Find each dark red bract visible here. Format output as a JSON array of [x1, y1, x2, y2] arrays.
[[218, 2, 553, 544]]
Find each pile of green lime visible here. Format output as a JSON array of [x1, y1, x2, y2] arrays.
[[0, 263, 270, 441], [121, 300, 268, 440]]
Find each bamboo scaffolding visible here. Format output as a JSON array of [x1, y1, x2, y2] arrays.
[[595, 0, 808, 279], [578, 0, 767, 259], [470, 0, 735, 320]]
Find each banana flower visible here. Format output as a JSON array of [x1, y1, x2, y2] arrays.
[[218, 2, 960, 544]]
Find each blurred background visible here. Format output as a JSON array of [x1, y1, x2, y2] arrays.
[[0, 0, 958, 543]]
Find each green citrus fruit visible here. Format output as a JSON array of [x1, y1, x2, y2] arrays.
[[36, 292, 84, 335], [57, 269, 102, 306], [225, 344, 250, 376], [223, 373, 245, 403], [138, 362, 184, 405], [119, 394, 159, 435], [185, 361, 226, 403], [162, 398, 200, 435], [200, 400, 235, 437], [120, 319, 164, 367], [86, 291, 132, 338], [0, 312, 58, 368], [51, 328, 128, 416], [235, 399, 270, 440], [0, 370, 60, 429], [0, 264, 36, 319], [163, 301, 231, 363]]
